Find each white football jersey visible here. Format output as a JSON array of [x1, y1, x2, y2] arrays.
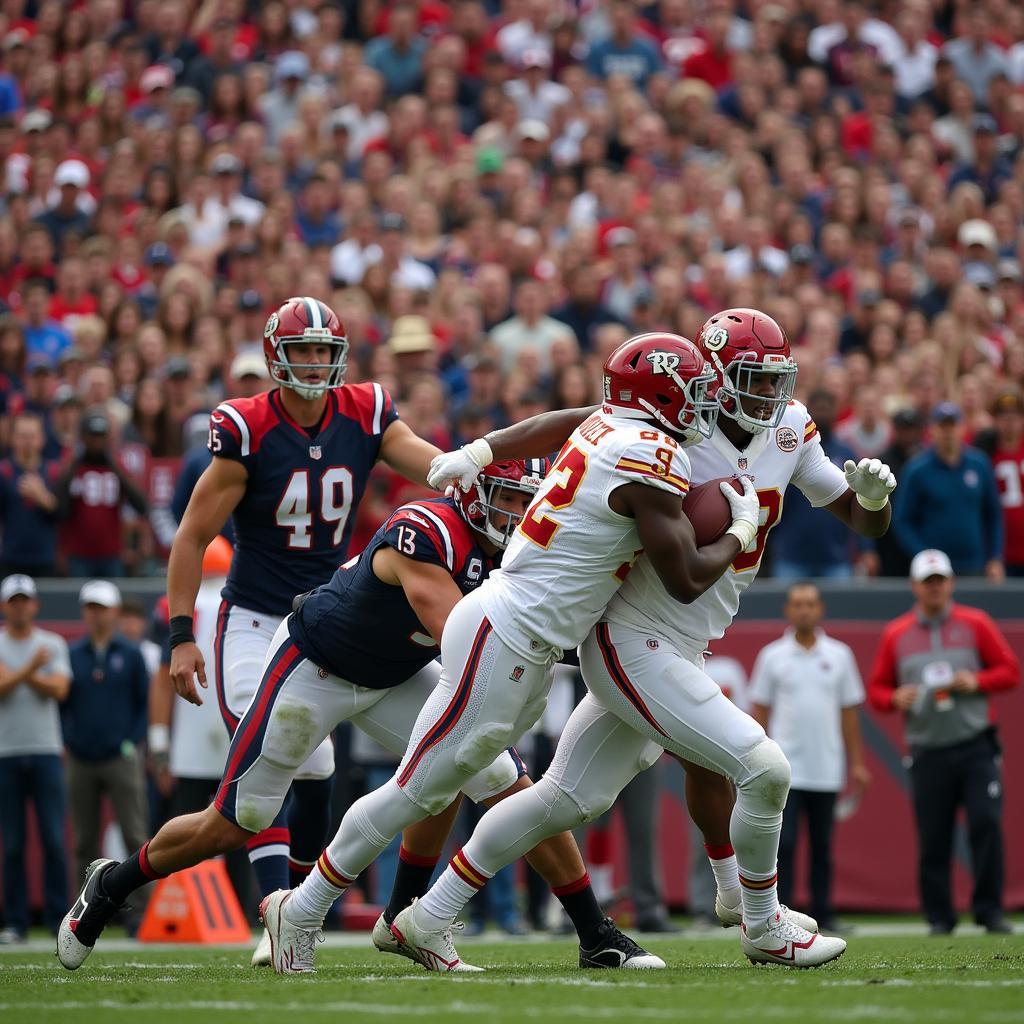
[[606, 401, 848, 646], [480, 408, 692, 661], [170, 579, 231, 779]]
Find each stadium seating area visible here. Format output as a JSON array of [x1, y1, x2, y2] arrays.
[[0, 0, 1023, 575]]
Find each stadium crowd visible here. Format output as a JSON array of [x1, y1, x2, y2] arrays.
[[0, 0, 1024, 578]]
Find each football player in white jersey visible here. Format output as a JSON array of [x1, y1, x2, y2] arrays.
[[270, 333, 766, 970], [400, 309, 896, 969]]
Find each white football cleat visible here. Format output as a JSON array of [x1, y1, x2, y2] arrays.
[[259, 890, 323, 974], [372, 912, 419, 962], [57, 858, 119, 971], [251, 927, 273, 967], [389, 901, 483, 973], [715, 893, 818, 933], [741, 910, 846, 968]]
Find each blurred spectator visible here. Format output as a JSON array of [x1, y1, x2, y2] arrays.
[[364, 3, 427, 98], [974, 388, 1024, 577], [63, 581, 150, 899], [942, 9, 1007, 105], [34, 160, 93, 249], [0, 412, 60, 577], [586, 0, 661, 87], [20, 279, 71, 362], [0, 574, 70, 943], [894, 403, 1004, 580], [875, 408, 926, 578], [55, 410, 149, 577], [868, 551, 1020, 934], [770, 390, 864, 579], [118, 597, 162, 679], [552, 265, 621, 354], [490, 280, 576, 374], [750, 583, 870, 932]]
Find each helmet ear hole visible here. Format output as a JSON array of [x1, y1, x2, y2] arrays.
[[628, 351, 642, 370]]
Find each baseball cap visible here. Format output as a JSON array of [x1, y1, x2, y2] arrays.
[[1, 574, 37, 601], [238, 289, 263, 311], [276, 51, 310, 81], [53, 383, 80, 408], [910, 549, 954, 582], [163, 356, 191, 380], [972, 113, 998, 135], [958, 218, 997, 251], [82, 409, 110, 435], [145, 242, 175, 267], [997, 259, 1022, 283], [230, 351, 270, 380], [378, 212, 406, 233], [892, 407, 923, 429], [79, 579, 122, 608], [21, 109, 53, 134], [931, 401, 961, 424], [517, 119, 550, 142], [26, 352, 55, 374], [211, 152, 242, 176], [475, 146, 504, 175], [521, 49, 551, 70], [964, 263, 996, 289], [55, 159, 90, 190], [140, 64, 175, 94], [789, 244, 814, 265], [607, 226, 637, 248]]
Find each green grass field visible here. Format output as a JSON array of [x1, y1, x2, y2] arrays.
[[2, 926, 1022, 1024]]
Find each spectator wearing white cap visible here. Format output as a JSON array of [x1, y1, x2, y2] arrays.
[[868, 551, 1019, 934], [63, 581, 151, 901], [0, 574, 71, 943], [504, 49, 570, 123], [34, 160, 92, 248]]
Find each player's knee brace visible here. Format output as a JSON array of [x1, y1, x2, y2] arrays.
[[736, 738, 791, 815]]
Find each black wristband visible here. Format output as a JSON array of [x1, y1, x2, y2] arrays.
[[169, 615, 196, 649]]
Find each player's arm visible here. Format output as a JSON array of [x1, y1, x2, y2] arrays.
[[427, 407, 597, 489], [379, 419, 444, 487], [371, 545, 464, 645], [166, 458, 246, 705], [614, 479, 758, 603]]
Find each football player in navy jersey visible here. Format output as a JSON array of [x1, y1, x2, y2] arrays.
[[164, 295, 447, 965], [59, 461, 662, 974]]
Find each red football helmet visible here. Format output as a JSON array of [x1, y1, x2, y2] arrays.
[[696, 308, 796, 434], [602, 333, 718, 445], [455, 459, 548, 549], [262, 296, 348, 400]]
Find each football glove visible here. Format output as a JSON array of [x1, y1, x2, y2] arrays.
[[427, 438, 494, 491], [720, 476, 760, 550], [843, 458, 897, 511]]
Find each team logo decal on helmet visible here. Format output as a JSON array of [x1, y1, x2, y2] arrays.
[[262, 296, 349, 401], [696, 308, 796, 435], [602, 333, 719, 446]]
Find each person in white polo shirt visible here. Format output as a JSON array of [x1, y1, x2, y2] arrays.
[[749, 583, 870, 932], [0, 574, 71, 943]]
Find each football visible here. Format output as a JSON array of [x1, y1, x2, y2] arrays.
[[682, 476, 744, 546]]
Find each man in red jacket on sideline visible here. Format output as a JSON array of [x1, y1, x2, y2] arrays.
[[868, 549, 1019, 935]]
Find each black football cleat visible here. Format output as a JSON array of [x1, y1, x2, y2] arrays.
[[57, 859, 121, 970], [579, 917, 666, 969]]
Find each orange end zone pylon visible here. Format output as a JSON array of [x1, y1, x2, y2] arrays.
[[137, 860, 252, 943]]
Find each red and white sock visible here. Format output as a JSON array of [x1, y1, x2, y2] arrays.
[[414, 848, 491, 931]]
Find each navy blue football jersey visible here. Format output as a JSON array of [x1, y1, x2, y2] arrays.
[[209, 383, 399, 616], [288, 497, 494, 688]]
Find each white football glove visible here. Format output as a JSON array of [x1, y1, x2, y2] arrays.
[[720, 476, 760, 550], [427, 438, 494, 491], [843, 458, 897, 511]]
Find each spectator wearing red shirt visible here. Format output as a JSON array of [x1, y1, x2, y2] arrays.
[[47, 257, 98, 328], [54, 409, 149, 578], [681, 9, 734, 90], [868, 550, 1019, 934], [974, 387, 1024, 576]]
